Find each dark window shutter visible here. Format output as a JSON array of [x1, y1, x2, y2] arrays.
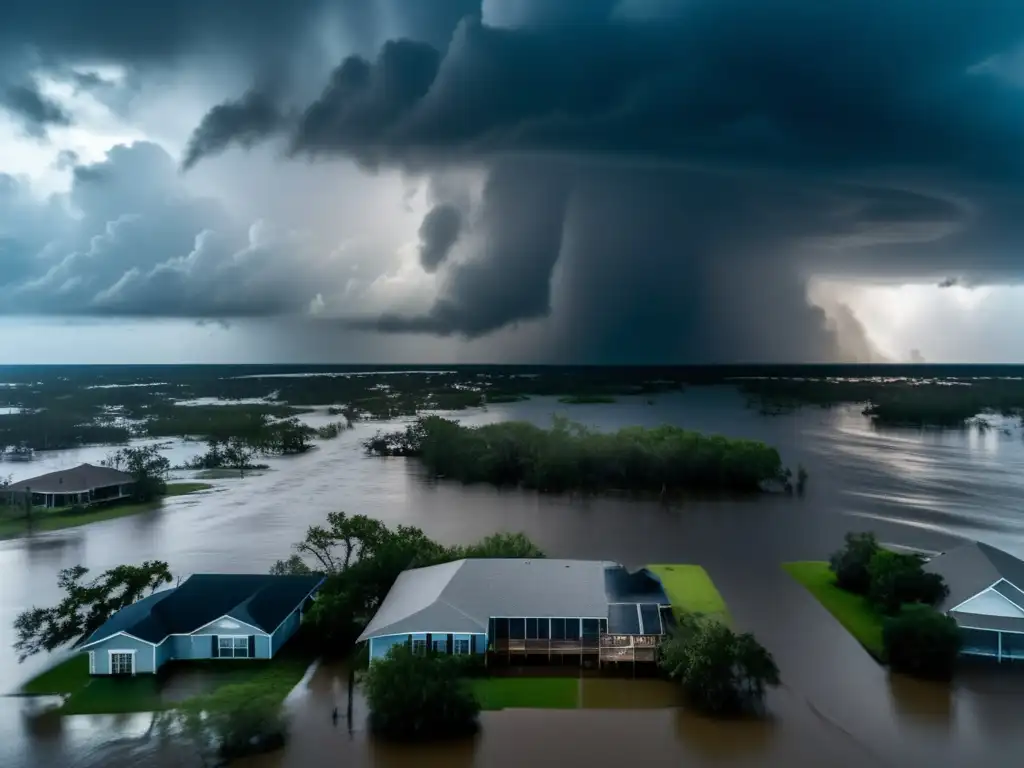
[[425, 633, 432, 652], [248, 635, 256, 658], [211, 635, 219, 658], [447, 634, 454, 654]]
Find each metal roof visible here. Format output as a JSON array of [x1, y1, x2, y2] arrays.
[[925, 541, 1024, 613], [7, 463, 134, 493], [358, 559, 615, 642]]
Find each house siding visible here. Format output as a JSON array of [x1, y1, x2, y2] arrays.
[[84, 635, 156, 675], [270, 608, 302, 656], [191, 617, 266, 637], [369, 631, 487, 660]]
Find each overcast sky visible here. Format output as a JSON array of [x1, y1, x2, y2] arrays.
[[3, 0, 1024, 364]]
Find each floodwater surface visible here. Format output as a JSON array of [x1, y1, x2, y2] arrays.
[[4, 389, 1024, 768]]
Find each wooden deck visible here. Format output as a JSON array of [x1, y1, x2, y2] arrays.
[[491, 634, 662, 665]]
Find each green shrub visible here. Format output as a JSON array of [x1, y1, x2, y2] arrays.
[[867, 550, 948, 615], [658, 616, 780, 716], [883, 604, 962, 680], [828, 532, 880, 595], [363, 644, 480, 741]]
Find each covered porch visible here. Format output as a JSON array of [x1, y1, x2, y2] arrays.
[[960, 626, 1024, 662], [24, 482, 135, 509]]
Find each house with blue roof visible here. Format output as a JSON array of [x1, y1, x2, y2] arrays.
[[78, 574, 324, 676]]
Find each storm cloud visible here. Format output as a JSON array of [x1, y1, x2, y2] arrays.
[[6, 0, 1024, 362], [1, 80, 73, 137]]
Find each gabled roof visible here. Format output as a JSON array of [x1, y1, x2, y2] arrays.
[[925, 541, 1024, 612], [8, 464, 135, 493], [83, 573, 324, 646], [358, 559, 614, 642]]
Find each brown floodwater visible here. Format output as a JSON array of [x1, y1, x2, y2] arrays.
[[5, 388, 1024, 768]]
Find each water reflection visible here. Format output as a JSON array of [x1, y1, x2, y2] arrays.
[[8, 391, 1024, 766], [888, 673, 954, 733]]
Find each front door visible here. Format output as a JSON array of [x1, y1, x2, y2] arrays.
[[110, 652, 134, 676]]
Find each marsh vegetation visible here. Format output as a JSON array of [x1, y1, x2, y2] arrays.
[[363, 415, 791, 495]]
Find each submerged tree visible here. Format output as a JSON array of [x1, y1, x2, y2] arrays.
[[364, 415, 787, 495], [659, 617, 780, 716], [883, 604, 962, 680], [13, 561, 172, 660], [102, 445, 170, 502], [363, 643, 480, 741]]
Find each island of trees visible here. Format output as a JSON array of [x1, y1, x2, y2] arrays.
[[363, 415, 799, 496]]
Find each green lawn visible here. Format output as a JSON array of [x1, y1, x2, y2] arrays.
[[0, 482, 213, 539], [19, 655, 91, 697], [783, 561, 885, 660], [647, 564, 731, 624], [469, 677, 579, 710], [19, 643, 312, 715]]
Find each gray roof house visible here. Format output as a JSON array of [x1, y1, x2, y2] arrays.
[[925, 541, 1024, 661], [358, 558, 673, 664], [6, 463, 136, 508]]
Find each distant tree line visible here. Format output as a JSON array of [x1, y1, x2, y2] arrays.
[[363, 415, 792, 495]]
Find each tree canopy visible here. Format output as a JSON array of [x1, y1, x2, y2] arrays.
[[270, 511, 545, 654], [364, 415, 788, 494], [828, 531, 880, 594], [102, 445, 170, 502], [883, 604, 962, 680], [659, 615, 780, 716], [13, 561, 172, 661], [867, 550, 948, 615], [363, 643, 480, 741]]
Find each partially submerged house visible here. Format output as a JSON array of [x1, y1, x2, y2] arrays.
[[357, 559, 673, 666], [5, 464, 136, 509], [79, 574, 324, 675], [925, 541, 1024, 662]]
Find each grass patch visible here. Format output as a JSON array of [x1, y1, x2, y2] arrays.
[[783, 561, 885, 659], [19, 646, 312, 715], [0, 482, 212, 539], [63, 675, 166, 715], [469, 677, 579, 710], [19, 655, 91, 696], [647, 564, 731, 624]]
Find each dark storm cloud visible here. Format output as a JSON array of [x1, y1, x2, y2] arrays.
[[174, 0, 1024, 361], [182, 89, 288, 170], [2, 0, 480, 69], [417, 204, 462, 272], [185, 3, 1024, 176], [1, 81, 72, 137]]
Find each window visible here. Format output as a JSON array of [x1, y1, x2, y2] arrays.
[[582, 619, 600, 638], [412, 639, 427, 655], [550, 618, 566, 640], [433, 639, 447, 653], [565, 619, 581, 641], [219, 636, 250, 659], [110, 652, 133, 675], [600, 618, 608, 634], [509, 618, 526, 640], [494, 618, 509, 639], [454, 639, 471, 655], [526, 618, 538, 639], [537, 619, 550, 640]]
